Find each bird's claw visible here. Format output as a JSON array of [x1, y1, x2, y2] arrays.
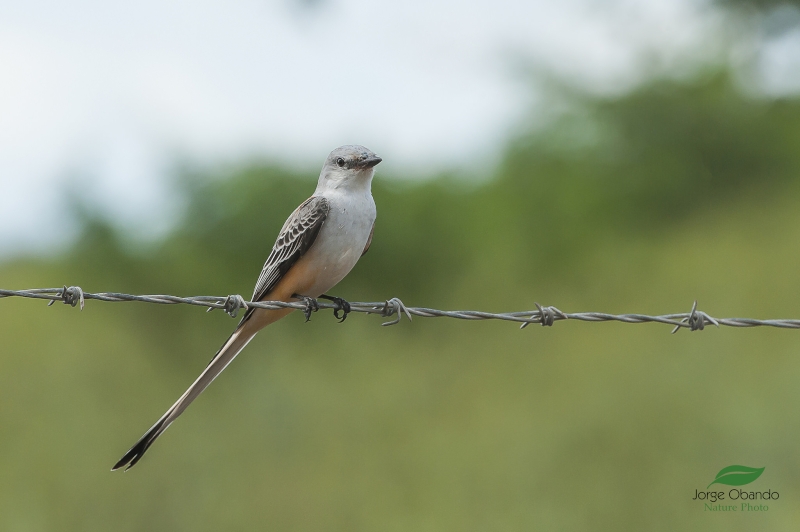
[[331, 297, 351, 323], [297, 296, 319, 322], [319, 294, 351, 323]]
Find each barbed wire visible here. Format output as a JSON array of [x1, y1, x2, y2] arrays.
[[3, 286, 800, 333]]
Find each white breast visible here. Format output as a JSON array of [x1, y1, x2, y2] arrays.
[[301, 188, 376, 297]]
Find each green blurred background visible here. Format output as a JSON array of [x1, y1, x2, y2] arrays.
[[4, 2, 800, 531]]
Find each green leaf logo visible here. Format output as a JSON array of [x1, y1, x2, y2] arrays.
[[707, 465, 765, 489]]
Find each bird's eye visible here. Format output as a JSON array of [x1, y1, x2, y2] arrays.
[[336, 157, 345, 168]]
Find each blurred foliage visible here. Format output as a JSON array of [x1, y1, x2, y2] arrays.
[[717, 0, 800, 11], [73, 71, 800, 302], [3, 69, 800, 530]]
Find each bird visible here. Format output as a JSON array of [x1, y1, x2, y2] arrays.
[[112, 145, 381, 471]]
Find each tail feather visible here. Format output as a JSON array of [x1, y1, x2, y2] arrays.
[[111, 416, 168, 471], [111, 326, 256, 471]]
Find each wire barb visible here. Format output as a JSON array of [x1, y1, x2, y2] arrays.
[[377, 298, 412, 326], [46, 285, 85, 310], [222, 294, 248, 318], [2, 287, 799, 333], [671, 300, 720, 334], [519, 303, 567, 329]]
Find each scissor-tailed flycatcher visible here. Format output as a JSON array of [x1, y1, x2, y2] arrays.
[[112, 145, 380, 471]]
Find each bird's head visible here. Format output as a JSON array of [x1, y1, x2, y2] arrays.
[[317, 145, 381, 192]]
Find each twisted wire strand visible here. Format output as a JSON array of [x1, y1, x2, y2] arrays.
[[2, 286, 799, 332]]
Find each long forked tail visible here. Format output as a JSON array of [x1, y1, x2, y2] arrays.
[[112, 325, 256, 471]]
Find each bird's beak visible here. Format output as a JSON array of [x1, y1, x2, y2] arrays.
[[358, 155, 382, 169]]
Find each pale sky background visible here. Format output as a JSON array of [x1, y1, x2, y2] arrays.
[[1, 0, 799, 256]]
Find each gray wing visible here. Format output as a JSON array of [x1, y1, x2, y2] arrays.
[[241, 195, 329, 322]]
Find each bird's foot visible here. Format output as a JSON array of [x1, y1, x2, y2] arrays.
[[320, 294, 351, 323], [294, 294, 319, 322]]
